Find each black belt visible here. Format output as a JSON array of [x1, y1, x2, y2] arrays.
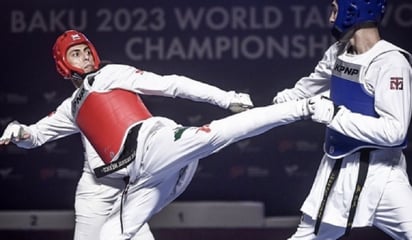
[[314, 148, 371, 236], [120, 176, 130, 234], [94, 124, 142, 178]]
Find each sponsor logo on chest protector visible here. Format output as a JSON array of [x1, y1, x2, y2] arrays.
[[71, 85, 89, 117], [334, 64, 359, 76]]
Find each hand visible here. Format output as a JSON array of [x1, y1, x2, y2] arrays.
[[308, 95, 336, 124], [228, 92, 254, 113], [0, 121, 30, 145]]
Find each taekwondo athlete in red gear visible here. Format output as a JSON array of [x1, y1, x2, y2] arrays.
[[0, 30, 154, 240], [272, 0, 412, 239], [0, 29, 331, 239]]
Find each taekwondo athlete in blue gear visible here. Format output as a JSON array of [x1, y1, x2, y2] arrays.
[[273, 0, 412, 239]]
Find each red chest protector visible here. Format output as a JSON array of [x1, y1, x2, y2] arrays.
[[75, 89, 152, 164]]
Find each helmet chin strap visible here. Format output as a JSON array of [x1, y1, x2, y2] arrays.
[[70, 72, 85, 88], [70, 66, 103, 88]]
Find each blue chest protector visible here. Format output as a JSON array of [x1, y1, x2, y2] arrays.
[[324, 57, 407, 158]]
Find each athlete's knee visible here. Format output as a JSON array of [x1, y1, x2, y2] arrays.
[[289, 214, 345, 240], [288, 214, 317, 240]]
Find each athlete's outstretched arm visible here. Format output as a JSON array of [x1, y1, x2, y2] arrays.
[[0, 98, 79, 148], [96, 64, 254, 112]]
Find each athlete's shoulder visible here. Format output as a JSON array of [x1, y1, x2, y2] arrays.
[[325, 41, 345, 55], [53, 97, 75, 118], [373, 40, 412, 67], [319, 41, 344, 63], [100, 63, 135, 72], [99, 63, 144, 77]]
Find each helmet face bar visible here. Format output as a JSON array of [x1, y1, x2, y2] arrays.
[[52, 30, 101, 79], [332, 0, 386, 40]]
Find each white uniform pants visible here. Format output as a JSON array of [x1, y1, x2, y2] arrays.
[[99, 101, 305, 239], [289, 168, 412, 240], [74, 171, 154, 240]]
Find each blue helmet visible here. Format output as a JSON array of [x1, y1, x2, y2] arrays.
[[332, 0, 387, 40]]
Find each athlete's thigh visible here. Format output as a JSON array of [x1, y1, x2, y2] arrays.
[[374, 173, 412, 240], [74, 172, 124, 240], [100, 173, 182, 240], [142, 126, 214, 177]]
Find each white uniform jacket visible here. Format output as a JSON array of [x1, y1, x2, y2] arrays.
[[277, 40, 412, 227], [14, 64, 238, 178]]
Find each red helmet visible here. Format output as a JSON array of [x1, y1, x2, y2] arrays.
[[52, 30, 101, 79]]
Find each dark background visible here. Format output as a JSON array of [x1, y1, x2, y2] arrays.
[[0, 0, 411, 218]]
